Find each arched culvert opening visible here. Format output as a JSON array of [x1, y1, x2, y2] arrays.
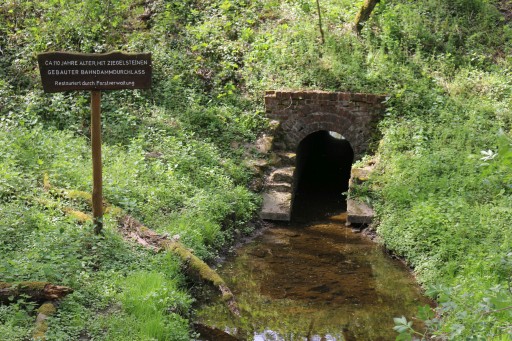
[[292, 130, 354, 221]]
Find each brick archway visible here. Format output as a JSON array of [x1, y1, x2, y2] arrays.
[[279, 111, 359, 154], [261, 90, 386, 221], [265, 90, 386, 159]]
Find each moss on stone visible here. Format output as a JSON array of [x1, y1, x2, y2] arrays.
[[32, 324, 48, 341], [63, 207, 92, 222], [65, 189, 93, 203], [37, 302, 57, 316], [43, 173, 51, 191], [105, 205, 123, 217], [32, 302, 56, 341], [19, 281, 48, 291]]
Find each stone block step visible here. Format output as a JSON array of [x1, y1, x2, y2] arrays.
[[351, 167, 372, 181], [260, 190, 292, 221], [265, 182, 292, 192], [268, 166, 295, 183], [275, 152, 296, 166], [347, 199, 374, 225]]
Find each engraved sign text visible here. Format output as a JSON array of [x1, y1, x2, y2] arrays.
[[37, 52, 152, 93]]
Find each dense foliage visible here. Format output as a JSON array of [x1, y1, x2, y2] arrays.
[[1, 0, 511, 339]]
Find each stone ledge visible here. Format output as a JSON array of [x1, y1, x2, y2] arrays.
[[260, 191, 292, 221], [350, 166, 373, 182], [274, 152, 296, 166], [347, 199, 373, 225], [268, 167, 295, 183], [265, 182, 292, 192]]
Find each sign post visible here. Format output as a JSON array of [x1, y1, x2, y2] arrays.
[[38, 52, 152, 234], [90, 90, 103, 233]]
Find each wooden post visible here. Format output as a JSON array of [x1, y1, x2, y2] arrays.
[[91, 91, 103, 234]]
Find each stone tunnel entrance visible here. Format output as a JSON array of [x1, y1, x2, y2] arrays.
[[292, 131, 354, 221], [260, 90, 385, 221]]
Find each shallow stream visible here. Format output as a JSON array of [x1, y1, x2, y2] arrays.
[[196, 206, 431, 340]]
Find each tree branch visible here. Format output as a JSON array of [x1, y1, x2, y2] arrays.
[[0, 282, 73, 304], [316, 0, 325, 45]]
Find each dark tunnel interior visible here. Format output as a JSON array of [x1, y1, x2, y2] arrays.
[[292, 130, 354, 221]]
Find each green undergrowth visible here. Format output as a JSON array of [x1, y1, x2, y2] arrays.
[[375, 104, 512, 338], [362, 2, 512, 338], [1, 0, 512, 339]]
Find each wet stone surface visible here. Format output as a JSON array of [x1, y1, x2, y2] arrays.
[[196, 212, 431, 341]]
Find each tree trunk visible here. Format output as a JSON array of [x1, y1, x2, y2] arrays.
[[0, 282, 73, 304], [354, 0, 380, 34]]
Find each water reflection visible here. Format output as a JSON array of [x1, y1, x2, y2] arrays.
[[196, 213, 431, 340]]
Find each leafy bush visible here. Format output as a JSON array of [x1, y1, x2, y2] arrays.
[[0, 304, 34, 341], [373, 54, 512, 340]]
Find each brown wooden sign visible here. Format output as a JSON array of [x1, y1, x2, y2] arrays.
[[37, 51, 151, 93], [37, 51, 152, 234]]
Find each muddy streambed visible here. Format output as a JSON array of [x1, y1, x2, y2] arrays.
[[195, 212, 431, 340]]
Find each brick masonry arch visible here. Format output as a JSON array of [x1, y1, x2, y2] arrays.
[[260, 90, 386, 221], [265, 90, 386, 159], [280, 111, 359, 154]]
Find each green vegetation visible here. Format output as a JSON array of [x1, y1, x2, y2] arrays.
[[1, 0, 511, 339]]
